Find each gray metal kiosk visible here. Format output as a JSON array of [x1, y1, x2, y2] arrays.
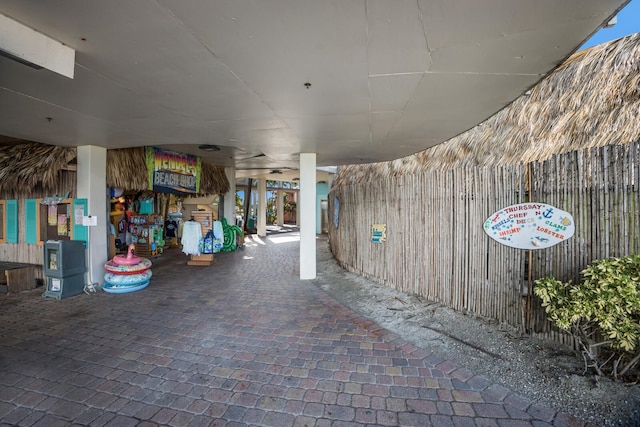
[[42, 240, 86, 299]]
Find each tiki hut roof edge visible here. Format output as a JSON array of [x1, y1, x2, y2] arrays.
[[334, 33, 640, 187]]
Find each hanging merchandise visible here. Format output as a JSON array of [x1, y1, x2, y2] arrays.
[[213, 220, 224, 240], [202, 229, 214, 254], [181, 220, 202, 255], [212, 238, 223, 253], [165, 218, 178, 237], [138, 196, 153, 215], [212, 220, 224, 253]]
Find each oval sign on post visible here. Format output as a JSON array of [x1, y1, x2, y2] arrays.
[[483, 203, 575, 250]]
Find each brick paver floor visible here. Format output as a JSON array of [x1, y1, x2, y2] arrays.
[[0, 230, 594, 426]]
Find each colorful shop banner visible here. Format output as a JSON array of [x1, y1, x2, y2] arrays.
[[146, 147, 201, 194], [483, 203, 575, 250]]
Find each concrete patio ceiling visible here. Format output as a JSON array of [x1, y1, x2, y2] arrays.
[[0, 1, 628, 178]]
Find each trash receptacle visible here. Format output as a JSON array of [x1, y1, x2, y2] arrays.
[[42, 240, 86, 299]]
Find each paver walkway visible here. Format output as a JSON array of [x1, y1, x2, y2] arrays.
[[0, 231, 593, 426]]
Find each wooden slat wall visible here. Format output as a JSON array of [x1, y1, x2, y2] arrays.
[[0, 199, 45, 280], [0, 170, 76, 281], [329, 142, 639, 338]]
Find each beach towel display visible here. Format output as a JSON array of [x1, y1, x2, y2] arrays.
[[212, 221, 224, 253]]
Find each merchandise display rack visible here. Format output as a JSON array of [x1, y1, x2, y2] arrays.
[[129, 214, 163, 258], [187, 210, 216, 266]]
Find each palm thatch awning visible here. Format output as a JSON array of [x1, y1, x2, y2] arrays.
[[199, 163, 230, 196], [0, 144, 229, 198], [334, 33, 640, 186], [0, 142, 76, 198], [106, 147, 230, 195], [106, 147, 149, 190]]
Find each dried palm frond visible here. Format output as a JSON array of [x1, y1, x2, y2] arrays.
[[0, 142, 76, 198], [106, 147, 149, 190]]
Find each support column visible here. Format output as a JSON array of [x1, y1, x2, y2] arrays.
[[277, 187, 285, 226], [257, 178, 267, 237], [299, 153, 316, 280], [76, 146, 108, 286], [223, 166, 236, 225], [294, 191, 299, 226]]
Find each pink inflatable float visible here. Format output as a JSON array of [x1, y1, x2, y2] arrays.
[[104, 258, 152, 275], [103, 244, 152, 293], [112, 244, 141, 265]]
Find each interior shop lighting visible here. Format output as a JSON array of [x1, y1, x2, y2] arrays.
[[0, 12, 75, 79]]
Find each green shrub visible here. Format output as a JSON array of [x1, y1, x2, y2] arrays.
[[534, 254, 640, 381]]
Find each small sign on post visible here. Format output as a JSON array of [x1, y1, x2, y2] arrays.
[[483, 203, 575, 250], [82, 215, 98, 227]]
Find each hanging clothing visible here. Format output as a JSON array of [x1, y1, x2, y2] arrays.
[[213, 220, 224, 240], [181, 221, 202, 256], [138, 198, 153, 215], [177, 219, 184, 238], [165, 219, 178, 237]]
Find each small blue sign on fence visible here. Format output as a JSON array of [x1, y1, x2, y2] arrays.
[[371, 224, 386, 243]]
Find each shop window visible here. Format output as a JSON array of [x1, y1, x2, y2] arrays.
[[29, 198, 87, 245], [39, 200, 72, 242]]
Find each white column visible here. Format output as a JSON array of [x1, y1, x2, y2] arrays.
[[76, 146, 108, 286], [223, 166, 236, 225], [294, 191, 299, 226], [277, 187, 285, 226], [257, 178, 267, 237], [299, 153, 316, 280]]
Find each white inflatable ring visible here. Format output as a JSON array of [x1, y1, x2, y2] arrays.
[[104, 270, 152, 286], [103, 280, 150, 294]]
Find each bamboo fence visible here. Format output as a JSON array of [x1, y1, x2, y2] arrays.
[[329, 141, 639, 340]]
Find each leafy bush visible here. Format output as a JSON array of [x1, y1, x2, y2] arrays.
[[534, 254, 640, 381]]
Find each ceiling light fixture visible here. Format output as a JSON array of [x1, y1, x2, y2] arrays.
[[198, 144, 221, 152], [0, 12, 75, 78], [0, 49, 42, 69], [270, 170, 282, 174]]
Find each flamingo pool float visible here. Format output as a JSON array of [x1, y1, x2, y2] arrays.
[[112, 244, 141, 265]]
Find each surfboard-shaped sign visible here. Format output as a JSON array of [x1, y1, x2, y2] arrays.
[[483, 203, 575, 250]]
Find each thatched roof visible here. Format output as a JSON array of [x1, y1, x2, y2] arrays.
[[0, 143, 229, 197], [199, 163, 230, 196], [334, 33, 640, 186], [106, 147, 230, 195], [106, 147, 149, 190], [0, 143, 76, 198]]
